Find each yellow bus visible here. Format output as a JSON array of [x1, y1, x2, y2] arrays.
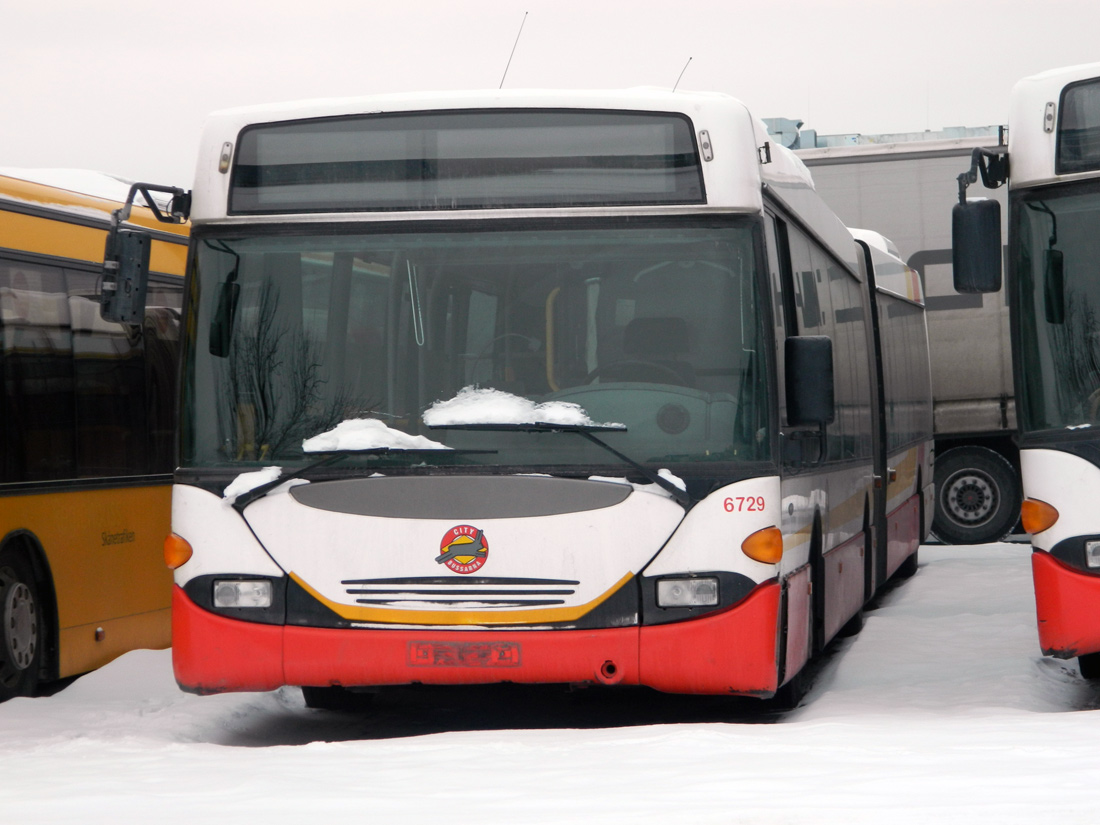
[[0, 170, 188, 700]]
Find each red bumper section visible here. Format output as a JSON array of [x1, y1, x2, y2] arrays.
[[1033, 551, 1100, 659], [172, 581, 782, 697]]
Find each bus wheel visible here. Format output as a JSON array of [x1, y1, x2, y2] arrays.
[[932, 447, 1020, 545], [1079, 653, 1100, 680], [836, 609, 864, 638], [301, 685, 375, 711], [0, 549, 42, 701], [896, 548, 919, 579], [771, 667, 809, 711]]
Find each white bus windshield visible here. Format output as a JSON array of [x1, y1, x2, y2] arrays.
[[1014, 182, 1100, 432], [181, 221, 771, 474]]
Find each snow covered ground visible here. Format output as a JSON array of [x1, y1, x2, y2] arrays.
[[3, 542, 1098, 823]]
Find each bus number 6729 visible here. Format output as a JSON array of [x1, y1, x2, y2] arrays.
[[724, 496, 765, 513]]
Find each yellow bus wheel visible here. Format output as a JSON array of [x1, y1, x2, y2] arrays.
[[0, 549, 42, 701]]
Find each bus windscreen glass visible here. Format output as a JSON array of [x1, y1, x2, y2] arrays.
[[229, 110, 705, 213], [1014, 182, 1100, 432], [182, 222, 769, 474]]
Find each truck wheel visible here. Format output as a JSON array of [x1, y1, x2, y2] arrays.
[[0, 549, 42, 701], [932, 447, 1020, 545]]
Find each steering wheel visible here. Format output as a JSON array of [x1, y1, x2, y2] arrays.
[[584, 360, 688, 386]]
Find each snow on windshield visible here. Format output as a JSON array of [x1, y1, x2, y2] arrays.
[[303, 417, 450, 453], [423, 386, 622, 428]]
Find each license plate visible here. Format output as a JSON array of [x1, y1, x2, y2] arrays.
[[408, 641, 522, 668]]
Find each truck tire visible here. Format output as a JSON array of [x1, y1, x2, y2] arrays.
[[0, 548, 43, 701], [932, 447, 1020, 545]]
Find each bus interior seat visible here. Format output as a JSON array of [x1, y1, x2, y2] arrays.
[[610, 316, 696, 387]]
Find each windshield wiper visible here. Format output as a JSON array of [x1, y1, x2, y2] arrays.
[[427, 422, 693, 507], [231, 447, 497, 513]]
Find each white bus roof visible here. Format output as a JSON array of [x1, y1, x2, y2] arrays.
[[1010, 61, 1100, 188], [190, 88, 858, 272], [850, 227, 925, 305]]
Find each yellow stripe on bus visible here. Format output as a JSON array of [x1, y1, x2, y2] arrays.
[[290, 571, 635, 626]]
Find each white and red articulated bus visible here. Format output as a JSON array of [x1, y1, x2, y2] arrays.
[[956, 62, 1100, 678], [123, 90, 932, 707]]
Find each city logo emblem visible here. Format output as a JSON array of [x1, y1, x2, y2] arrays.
[[436, 525, 488, 574]]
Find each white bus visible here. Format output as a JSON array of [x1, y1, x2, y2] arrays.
[[127, 90, 932, 707], [956, 62, 1100, 677]]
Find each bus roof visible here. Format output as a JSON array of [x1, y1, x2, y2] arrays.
[[190, 88, 857, 272], [0, 169, 189, 238], [1009, 61, 1100, 188], [192, 89, 806, 219]]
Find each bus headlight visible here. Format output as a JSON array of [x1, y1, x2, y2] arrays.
[[657, 577, 719, 607], [213, 580, 273, 608], [1086, 541, 1100, 569]]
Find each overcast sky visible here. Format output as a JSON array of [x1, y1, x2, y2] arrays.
[[3, 0, 1098, 187]]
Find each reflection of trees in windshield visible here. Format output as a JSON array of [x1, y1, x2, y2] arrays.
[[1048, 293, 1100, 420], [187, 224, 771, 469], [216, 280, 358, 460]]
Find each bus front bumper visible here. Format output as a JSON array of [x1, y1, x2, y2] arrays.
[[171, 581, 782, 697], [1033, 550, 1100, 659]]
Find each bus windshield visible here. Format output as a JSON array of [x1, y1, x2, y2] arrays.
[[1014, 182, 1100, 433], [181, 220, 771, 474]]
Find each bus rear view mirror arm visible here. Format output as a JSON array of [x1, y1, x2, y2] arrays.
[[99, 182, 191, 325], [952, 146, 1007, 296]]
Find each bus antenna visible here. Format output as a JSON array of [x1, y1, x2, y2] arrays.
[[499, 11, 529, 89], [673, 57, 693, 93]]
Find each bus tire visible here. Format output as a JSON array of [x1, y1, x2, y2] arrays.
[[896, 548, 919, 579], [771, 666, 809, 710], [0, 548, 43, 701], [836, 609, 864, 638], [932, 447, 1020, 545], [1079, 653, 1100, 680], [301, 685, 375, 711]]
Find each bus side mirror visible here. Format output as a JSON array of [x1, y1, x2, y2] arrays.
[[952, 198, 1002, 294], [786, 335, 835, 426], [101, 228, 151, 324], [208, 280, 240, 358], [1045, 249, 1065, 325]]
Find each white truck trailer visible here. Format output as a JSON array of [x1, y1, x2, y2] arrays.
[[783, 124, 1014, 544]]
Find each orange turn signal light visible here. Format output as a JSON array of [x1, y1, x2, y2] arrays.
[[164, 533, 193, 570], [1021, 498, 1059, 535], [742, 525, 783, 564]]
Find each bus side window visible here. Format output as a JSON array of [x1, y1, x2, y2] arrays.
[[827, 260, 872, 460], [0, 259, 75, 482], [763, 213, 790, 423]]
